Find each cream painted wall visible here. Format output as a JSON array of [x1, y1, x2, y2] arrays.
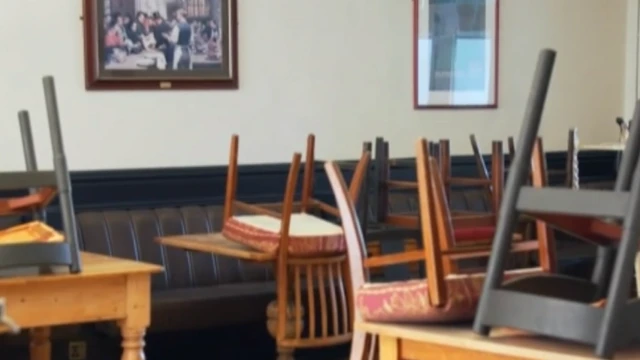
[[624, 0, 640, 119], [0, 0, 626, 171]]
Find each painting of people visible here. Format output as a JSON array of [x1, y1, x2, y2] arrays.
[[84, 0, 238, 90]]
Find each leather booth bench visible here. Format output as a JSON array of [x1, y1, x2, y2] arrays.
[[76, 205, 277, 332], [70, 189, 491, 332], [73, 186, 596, 333]]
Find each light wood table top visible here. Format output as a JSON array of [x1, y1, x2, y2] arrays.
[[0, 252, 162, 286], [0, 252, 163, 360], [356, 321, 640, 360], [156, 232, 276, 262]]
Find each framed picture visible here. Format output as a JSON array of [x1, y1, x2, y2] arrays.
[[413, 0, 499, 109], [82, 0, 238, 90]]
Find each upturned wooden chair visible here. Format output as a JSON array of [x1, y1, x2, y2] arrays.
[[420, 138, 556, 278], [220, 151, 352, 359], [507, 127, 580, 189], [369, 136, 504, 229], [366, 136, 510, 281], [324, 137, 555, 360], [437, 136, 503, 214], [223, 134, 370, 221], [363, 136, 511, 282], [220, 139, 371, 359]]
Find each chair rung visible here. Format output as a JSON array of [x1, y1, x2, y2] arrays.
[[366, 228, 421, 242], [443, 240, 538, 260], [386, 180, 417, 190], [448, 177, 490, 186], [516, 187, 628, 219], [0, 171, 57, 190], [363, 250, 423, 268]]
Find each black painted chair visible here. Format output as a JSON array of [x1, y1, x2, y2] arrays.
[[473, 49, 640, 359], [0, 76, 82, 275]]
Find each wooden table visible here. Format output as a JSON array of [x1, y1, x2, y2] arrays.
[[356, 321, 640, 360], [157, 232, 353, 360], [0, 252, 163, 360], [157, 232, 276, 262]]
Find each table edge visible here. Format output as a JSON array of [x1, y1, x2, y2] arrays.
[[355, 322, 609, 360], [155, 234, 276, 262]]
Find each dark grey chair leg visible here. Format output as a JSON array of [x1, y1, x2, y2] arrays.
[[473, 49, 640, 358], [473, 49, 557, 335], [591, 246, 615, 299], [18, 110, 45, 222], [42, 76, 82, 273], [18, 111, 38, 174], [591, 102, 640, 298], [595, 153, 640, 357]]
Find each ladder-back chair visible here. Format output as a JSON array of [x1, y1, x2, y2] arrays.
[[323, 138, 555, 360], [437, 136, 503, 214], [423, 137, 556, 279], [507, 127, 580, 189], [370, 136, 504, 227], [365, 137, 507, 281]]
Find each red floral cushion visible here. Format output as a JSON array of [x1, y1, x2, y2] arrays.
[[222, 213, 345, 256], [357, 268, 542, 323], [454, 226, 496, 243]]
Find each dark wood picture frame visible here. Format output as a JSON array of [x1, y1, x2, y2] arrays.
[[82, 0, 238, 91], [413, 0, 499, 109]]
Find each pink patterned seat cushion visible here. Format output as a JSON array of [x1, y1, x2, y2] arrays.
[[357, 268, 542, 323], [222, 213, 345, 256]]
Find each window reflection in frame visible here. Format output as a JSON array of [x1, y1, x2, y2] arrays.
[[413, 0, 499, 109]]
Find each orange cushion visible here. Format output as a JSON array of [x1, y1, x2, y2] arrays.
[[454, 226, 496, 243], [222, 213, 345, 256], [356, 268, 542, 323]]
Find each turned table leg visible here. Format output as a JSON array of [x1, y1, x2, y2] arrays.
[[30, 327, 51, 360], [119, 273, 152, 360], [120, 326, 146, 360]]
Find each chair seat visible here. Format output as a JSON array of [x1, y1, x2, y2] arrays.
[[222, 213, 345, 256], [454, 226, 496, 242], [356, 268, 541, 323], [0, 221, 64, 244]]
